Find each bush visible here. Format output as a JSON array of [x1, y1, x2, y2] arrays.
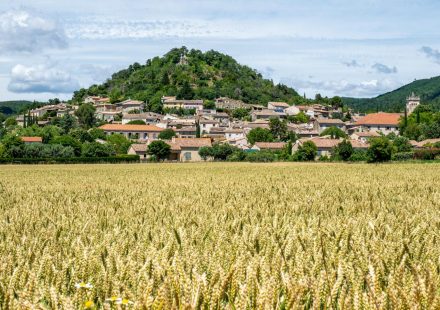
[[246, 150, 276, 162], [51, 135, 82, 156], [158, 129, 176, 140], [147, 140, 171, 161], [0, 155, 140, 164], [89, 128, 107, 140], [413, 149, 440, 160], [227, 150, 247, 162], [332, 140, 353, 161], [348, 150, 370, 162], [392, 152, 415, 161], [294, 141, 317, 161], [368, 137, 393, 162], [127, 120, 147, 125], [82, 142, 116, 158]]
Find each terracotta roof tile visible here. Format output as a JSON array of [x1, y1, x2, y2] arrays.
[[254, 142, 286, 149], [21, 136, 42, 143], [100, 124, 163, 132], [356, 112, 401, 126]]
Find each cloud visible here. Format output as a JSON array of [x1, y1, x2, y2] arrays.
[[0, 9, 67, 53], [420, 46, 440, 64], [284, 77, 397, 98], [371, 63, 397, 74], [8, 63, 80, 94], [342, 60, 362, 68]]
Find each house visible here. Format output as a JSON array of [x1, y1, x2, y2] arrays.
[[162, 96, 204, 111], [166, 138, 212, 162], [243, 119, 270, 129], [122, 113, 163, 125], [99, 124, 163, 140], [117, 100, 144, 113], [225, 136, 248, 148], [355, 112, 401, 135], [252, 109, 286, 121], [96, 111, 121, 122], [285, 105, 300, 116], [21, 136, 43, 144], [175, 127, 197, 138], [199, 119, 220, 133], [127, 144, 148, 160], [252, 142, 286, 151], [411, 138, 440, 148], [293, 137, 369, 157], [406, 93, 420, 115], [267, 102, 290, 112], [350, 131, 380, 143], [224, 128, 245, 140], [215, 97, 249, 110], [314, 118, 345, 133], [85, 96, 110, 105]]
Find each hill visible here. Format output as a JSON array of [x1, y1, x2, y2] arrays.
[[343, 76, 440, 113], [72, 47, 300, 111], [0, 101, 38, 115]]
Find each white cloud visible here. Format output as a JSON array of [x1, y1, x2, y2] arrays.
[[0, 9, 67, 53], [8, 63, 80, 94]]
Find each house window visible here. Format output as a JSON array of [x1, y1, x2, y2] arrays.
[[184, 152, 192, 161], [386, 127, 390, 130]]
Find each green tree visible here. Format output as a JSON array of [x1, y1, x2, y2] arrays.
[[58, 114, 77, 134], [70, 128, 94, 142], [330, 96, 343, 108], [158, 129, 176, 140], [393, 136, 412, 152], [147, 140, 171, 161], [294, 141, 317, 161], [288, 112, 309, 124], [232, 108, 249, 120], [127, 120, 147, 125], [106, 134, 132, 154], [247, 128, 274, 145], [198, 146, 212, 160], [89, 128, 107, 140], [203, 100, 216, 110], [177, 80, 194, 100], [320, 126, 348, 139], [269, 117, 288, 141], [4, 117, 17, 127], [75, 104, 96, 128], [82, 142, 116, 157], [50, 135, 82, 156], [333, 139, 353, 161], [368, 137, 394, 162], [209, 143, 239, 160]]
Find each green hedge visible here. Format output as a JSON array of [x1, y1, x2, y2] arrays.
[[0, 155, 140, 164], [413, 149, 440, 160], [392, 152, 415, 161]]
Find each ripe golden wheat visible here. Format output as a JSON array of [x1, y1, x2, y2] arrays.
[[0, 163, 439, 309]]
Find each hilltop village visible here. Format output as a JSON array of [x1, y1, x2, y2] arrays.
[[2, 91, 438, 163]]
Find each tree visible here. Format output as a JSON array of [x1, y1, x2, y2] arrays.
[[106, 134, 132, 154], [288, 112, 309, 124], [177, 80, 194, 100], [333, 140, 353, 161], [58, 114, 77, 134], [269, 117, 288, 141], [82, 142, 115, 157], [209, 143, 239, 160], [158, 129, 176, 140], [4, 117, 17, 127], [127, 120, 146, 125], [196, 122, 201, 138], [247, 128, 274, 145], [89, 128, 107, 140], [320, 126, 348, 139], [232, 108, 249, 120], [75, 104, 96, 128], [294, 141, 317, 161], [330, 96, 343, 108], [393, 136, 412, 153], [203, 100, 216, 110], [51, 135, 82, 156], [198, 146, 212, 161], [70, 128, 94, 143], [147, 140, 171, 161], [368, 137, 393, 162]]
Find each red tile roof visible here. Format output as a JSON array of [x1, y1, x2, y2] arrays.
[[21, 136, 42, 143], [356, 112, 401, 126], [100, 124, 163, 132], [254, 142, 286, 150], [167, 138, 212, 150]]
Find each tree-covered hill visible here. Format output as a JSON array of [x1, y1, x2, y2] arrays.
[[0, 101, 38, 115], [343, 76, 440, 113], [72, 47, 301, 111]]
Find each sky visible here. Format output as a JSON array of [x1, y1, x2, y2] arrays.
[[0, 0, 440, 102]]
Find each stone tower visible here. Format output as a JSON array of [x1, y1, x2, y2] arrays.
[[406, 92, 420, 115]]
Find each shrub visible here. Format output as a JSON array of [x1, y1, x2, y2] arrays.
[[368, 137, 393, 162], [227, 150, 247, 162], [348, 150, 370, 162], [246, 150, 276, 162], [147, 140, 171, 161], [294, 141, 317, 161], [392, 152, 415, 161], [332, 140, 353, 161], [158, 129, 176, 140], [82, 142, 116, 158], [413, 149, 440, 160]]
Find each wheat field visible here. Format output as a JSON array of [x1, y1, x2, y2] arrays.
[[0, 163, 440, 309]]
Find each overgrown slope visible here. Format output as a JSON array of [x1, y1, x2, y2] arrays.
[[72, 47, 300, 111]]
